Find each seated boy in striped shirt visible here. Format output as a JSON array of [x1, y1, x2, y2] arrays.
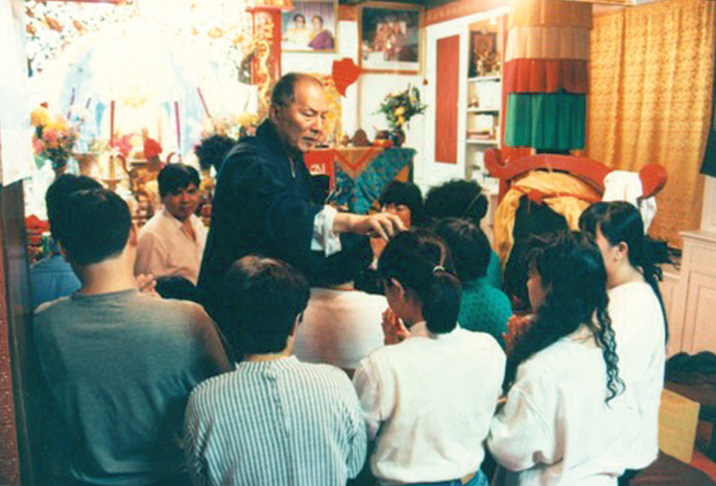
[[184, 256, 367, 486]]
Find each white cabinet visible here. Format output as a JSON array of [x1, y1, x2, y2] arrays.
[[668, 231, 716, 356]]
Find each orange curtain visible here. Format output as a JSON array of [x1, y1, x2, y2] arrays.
[[589, 0, 716, 248]]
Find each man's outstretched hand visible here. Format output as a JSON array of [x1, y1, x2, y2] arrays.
[[333, 212, 405, 240]]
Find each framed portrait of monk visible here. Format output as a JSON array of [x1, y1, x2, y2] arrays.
[[359, 2, 422, 74], [281, 0, 338, 52]]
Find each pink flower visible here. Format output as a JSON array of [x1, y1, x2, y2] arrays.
[[43, 128, 58, 143], [32, 137, 44, 155]]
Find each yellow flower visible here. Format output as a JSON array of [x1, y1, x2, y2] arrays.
[[30, 106, 49, 127], [394, 106, 406, 117], [397, 116, 406, 126]]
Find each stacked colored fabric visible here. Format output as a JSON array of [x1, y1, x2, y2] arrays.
[[504, 0, 591, 152]]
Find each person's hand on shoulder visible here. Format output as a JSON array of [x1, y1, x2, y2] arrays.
[[382, 308, 410, 345], [503, 314, 533, 356]]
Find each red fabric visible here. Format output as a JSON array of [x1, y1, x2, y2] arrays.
[[304, 150, 336, 189], [435, 35, 460, 164], [504, 58, 588, 94], [332, 58, 362, 96], [143, 138, 162, 159]]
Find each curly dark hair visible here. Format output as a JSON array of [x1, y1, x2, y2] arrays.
[[194, 135, 237, 172], [424, 179, 488, 225], [504, 231, 624, 403]]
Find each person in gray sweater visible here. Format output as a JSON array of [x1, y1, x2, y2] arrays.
[[33, 188, 232, 486]]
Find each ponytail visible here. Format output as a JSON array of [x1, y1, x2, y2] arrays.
[[378, 230, 462, 334]]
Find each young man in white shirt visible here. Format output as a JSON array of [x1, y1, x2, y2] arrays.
[[135, 163, 207, 285]]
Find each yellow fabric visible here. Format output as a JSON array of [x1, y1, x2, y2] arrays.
[[509, 0, 592, 30], [505, 26, 590, 62], [589, 0, 716, 248], [494, 171, 601, 267]]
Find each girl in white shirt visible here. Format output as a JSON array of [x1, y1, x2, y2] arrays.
[[579, 202, 667, 484], [353, 229, 505, 486], [489, 231, 635, 486]]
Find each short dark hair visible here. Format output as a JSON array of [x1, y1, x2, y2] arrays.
[[425, 179, 488, 225], [194, 135, 236, 172], [158, 164, 200, 198], [45, 174, 102, 243], [62, 189, 131, 265], [379, 181, 425, 226], [312, 235, 373, 288], [378, 229, 461, 334], [293, 13, 306, 23], [271, 73, 323, 108], [312, 15, 323, 26], [155, 276, 198, 302], [433, 218, 491, 282], [218, 256, 310, 355]]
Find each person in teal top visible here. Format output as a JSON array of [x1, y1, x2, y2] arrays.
[[425, 179, 501, 289], [434, 218, 511, 348]]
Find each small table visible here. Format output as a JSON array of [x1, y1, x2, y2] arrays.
[[304, 147, 416, 214]]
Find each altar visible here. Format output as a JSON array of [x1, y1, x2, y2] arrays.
[[304, 146, 416, 214]]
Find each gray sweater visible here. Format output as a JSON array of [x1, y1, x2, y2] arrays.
[[33, 289, 232, 485]]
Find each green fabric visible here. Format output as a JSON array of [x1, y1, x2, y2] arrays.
[[505, 93, 586, 151], [485, 250, 502, 290], [458, 276, 512, 349]]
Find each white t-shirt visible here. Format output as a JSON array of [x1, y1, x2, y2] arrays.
[[134, 208, 207, 285], [354, 322, 505, 485], [608, 281, 666, 469], [293, 287, 386, 371], [488, 327, 640, 486]]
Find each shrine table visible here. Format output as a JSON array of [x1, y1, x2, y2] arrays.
[[304, 147, 416, 214]]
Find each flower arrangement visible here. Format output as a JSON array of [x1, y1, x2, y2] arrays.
[[377, 85, 427, 130], [30, 105, 78, 169], [200, 113, 259, 141]]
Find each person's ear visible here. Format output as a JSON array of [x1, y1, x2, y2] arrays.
[[269, 103, 281, 124], [290, 312, 303, 337], [616, 241, 629, 263], [128, 223, 139, 248], [389, 278, 405, 299]]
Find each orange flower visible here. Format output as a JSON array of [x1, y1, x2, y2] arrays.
[[44, 16, 63, 32]]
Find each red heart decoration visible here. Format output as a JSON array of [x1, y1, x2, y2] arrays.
[[332, 58, 362, 96]]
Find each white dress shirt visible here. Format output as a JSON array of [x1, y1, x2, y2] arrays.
[[488, 326, 640, 486], [608, 282, 665, 470], [135, 208, 208, 285], [353, 322, 505, 485], [293, 287, 387, 371]]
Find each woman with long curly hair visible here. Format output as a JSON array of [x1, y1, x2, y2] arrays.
[[488, 231, 635, 485], [579, 202, 666, 484]]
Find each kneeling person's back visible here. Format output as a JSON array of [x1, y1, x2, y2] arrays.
[[33, 189, 231, 485], [184, 256, 366, 486]]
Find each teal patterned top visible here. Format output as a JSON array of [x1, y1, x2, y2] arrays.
[[458, 276, 512, 349]]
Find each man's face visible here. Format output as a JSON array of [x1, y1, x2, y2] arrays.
[[163, 183, 199, 222], [271, 81, 329, 154]]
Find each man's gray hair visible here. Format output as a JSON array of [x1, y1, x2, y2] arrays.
[[271, 73, 324, 107]]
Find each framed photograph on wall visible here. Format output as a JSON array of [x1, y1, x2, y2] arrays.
[[282, 0, 338, 52], [359, 2, 422, 74]]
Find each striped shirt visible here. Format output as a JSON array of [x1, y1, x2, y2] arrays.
[[184, 356, 367, 486]]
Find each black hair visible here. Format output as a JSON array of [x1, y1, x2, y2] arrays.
[[312, 235, 373, 288], [271, 72, 323, 108], [293, 13, 306, 23], [158, 164, 201, 198], [155, 276, 198, 302], [505, 231, 624, 403], [379, 181, 426, 227], [194, 135, 236, 173], [433, 218, 491, 283], [378, 229, 461, 334], [424, 179, 488, 225], [579, 201, 668, 343], [45, 174, 102, 243], [62, 188, 131, 266], [217, 256, 310, 355], [312, 14, 324, 26]]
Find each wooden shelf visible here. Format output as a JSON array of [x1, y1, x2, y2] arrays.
[[468, 75, 501, 83], [467, 107, 500, 113]]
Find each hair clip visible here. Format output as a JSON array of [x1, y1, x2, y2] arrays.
[[433, 265, 445, 274]]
